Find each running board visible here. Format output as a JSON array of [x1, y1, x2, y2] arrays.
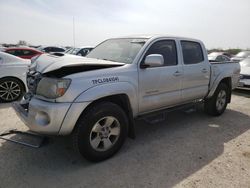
[[137, 101, 202, 124], [0, 129, 46, 148]]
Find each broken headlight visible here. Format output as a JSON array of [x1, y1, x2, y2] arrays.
[[36, 78, 71, 99]]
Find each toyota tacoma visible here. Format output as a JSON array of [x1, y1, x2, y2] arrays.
[[13, 35, 240, 161]]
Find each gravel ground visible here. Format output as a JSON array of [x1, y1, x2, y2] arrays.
[[0, 90, 250, 188]]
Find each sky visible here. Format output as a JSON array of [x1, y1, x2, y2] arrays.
[[0, 0, 250, 49]]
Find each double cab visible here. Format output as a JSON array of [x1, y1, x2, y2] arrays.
[[13, 35, 240, 161]]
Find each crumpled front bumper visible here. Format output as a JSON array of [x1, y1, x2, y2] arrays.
[[13, 97, 91, 135], [12, 98, 71, 135]]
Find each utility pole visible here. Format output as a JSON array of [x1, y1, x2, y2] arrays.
[[73, 16, 75, 47]]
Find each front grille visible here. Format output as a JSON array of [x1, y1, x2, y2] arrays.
[[26, 71, 42, 95], [240, 74, 250, 79]]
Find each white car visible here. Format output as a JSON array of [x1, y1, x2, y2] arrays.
[[0, 52, 30, 102], [0, 46, 6, 51], [238, 57, 250, 89], [231, 51, 250, 63], [208, 52, 231, 62]]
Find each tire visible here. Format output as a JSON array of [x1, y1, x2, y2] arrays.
[[72, 102, 128, 162], [204, 83, 229, 116], [0, 78, 25, 103]]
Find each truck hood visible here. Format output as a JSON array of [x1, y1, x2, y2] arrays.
[[31, 54, 125, 76]]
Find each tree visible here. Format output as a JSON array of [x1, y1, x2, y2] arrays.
[[17, 40, 27, 46]]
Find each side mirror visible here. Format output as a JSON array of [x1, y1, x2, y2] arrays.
[[141, 54, 164, 68]]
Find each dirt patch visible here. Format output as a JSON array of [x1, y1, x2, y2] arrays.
[[242, 152, 250, 159]]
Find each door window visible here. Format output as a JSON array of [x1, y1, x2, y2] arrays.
[[77, 49, 87, 56], [181, 41, 204, 64], [7, 50, 21, 56], [53, 47, 65, 52], [144, 40, 178, 66], [23, 50, 35, 55]]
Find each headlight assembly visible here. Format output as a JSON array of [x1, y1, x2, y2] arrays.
[[36, 77, 71, 99]]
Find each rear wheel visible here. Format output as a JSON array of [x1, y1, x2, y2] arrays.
[[0, 78, 25, 102], [72, 102, 128, 162], [204, 83, 229, 116]]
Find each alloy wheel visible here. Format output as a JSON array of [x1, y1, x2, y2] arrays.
[[89, 116, 121, 152], [0, 81, 21, 102], [216, 90, 226, 111]]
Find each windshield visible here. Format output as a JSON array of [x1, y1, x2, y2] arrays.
[[240, 58, 250, 67], [236, 51, 250, 58], [65, 48, 73, 53], [66, 48, 80, 55], [86, 38, 147, 64], [209, 52, 221, 56], [37, 46, 44, 51]]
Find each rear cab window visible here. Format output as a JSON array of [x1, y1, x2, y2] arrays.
[[181, 41, 204, 65]]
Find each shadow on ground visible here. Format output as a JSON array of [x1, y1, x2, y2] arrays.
[[233, 89, 250, 98], [1, 106, 250, 187], [0, 102, 12, 109]]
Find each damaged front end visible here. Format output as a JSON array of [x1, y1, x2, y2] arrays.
[[12, 53, 126, 135], [23, 54, 125, 102]]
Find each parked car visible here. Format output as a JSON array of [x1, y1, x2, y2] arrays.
[[4, 47, 43, 59], [13, 35, 240, 161], [0, 52, 30, 102], [237, 57, 250, 89], [65, 47, 93, 57], [208, 52, 231, 62], [0, 46, 6, 51], [231, 51, 250, 63], [209, 51, 232, 58], [37, 46, 66, 53]]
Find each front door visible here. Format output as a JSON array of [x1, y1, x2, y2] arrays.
[[138, 39, 183, 114]]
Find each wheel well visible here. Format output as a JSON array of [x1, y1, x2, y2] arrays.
[[79, 94, 135, 138], [0, 76, 26, 92], [220, 77, 232, 103]]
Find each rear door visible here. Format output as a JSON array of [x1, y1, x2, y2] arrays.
[[180, 40, 210, 102], [138, 39, 183, 113]]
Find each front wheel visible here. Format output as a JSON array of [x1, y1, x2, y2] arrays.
[[204, 83, 229, 116], [72, 102, 128, 162]]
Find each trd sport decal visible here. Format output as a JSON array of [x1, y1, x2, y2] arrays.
[[92, 77, 119, 84]]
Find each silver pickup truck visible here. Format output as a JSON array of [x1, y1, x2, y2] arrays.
[[13, 35, 240, 161]]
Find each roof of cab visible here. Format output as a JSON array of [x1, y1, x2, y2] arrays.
[[119, 34, 196, 39], [112, 34, 203, 43]]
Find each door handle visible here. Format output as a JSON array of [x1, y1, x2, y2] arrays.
[[173, 71, 182, 76], [201, 68, 208, 73]]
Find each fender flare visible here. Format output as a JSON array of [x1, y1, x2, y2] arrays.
[[74, 81, 138, 116], [207, 73, 232, 98], [59, 82, 138, 136]]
